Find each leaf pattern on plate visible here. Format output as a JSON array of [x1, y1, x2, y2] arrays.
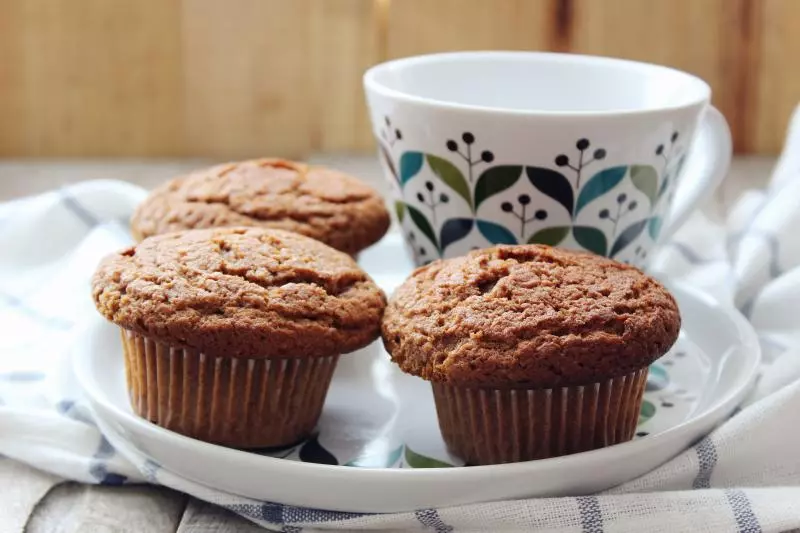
[[575, 166, 628, 215], [572, 226, 608, 256], [526, 167, 574, 216], [610, 219, 647, 257], [406, 204, 438, 251], [427, 154, 472, 207], [299, 434, 338, 465], [404, 446, 453, 468], [646, 365, 670, 392], [399, 152, 424, 186], [440, 218, 474, 252], [638, 400, 656, 425], [474, 165, 523, 211], [345, 445, 403, 468], [528, 226, 570, 246], [630, 165, 659, 206], [477, 219, 517, 245]]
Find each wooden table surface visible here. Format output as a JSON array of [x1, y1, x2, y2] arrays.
[[0, 155, 775, 532]]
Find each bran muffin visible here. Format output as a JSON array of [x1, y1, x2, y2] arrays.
[[382, 244, 680, 465], [130, 158, 390, 255], [92, 227, 386, 448]]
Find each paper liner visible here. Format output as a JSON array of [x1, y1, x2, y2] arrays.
[[120, 329, 338, 448], [431, 368, 648, 465]]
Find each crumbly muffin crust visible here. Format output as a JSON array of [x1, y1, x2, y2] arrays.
[[130, 159, 390, 255], [382, 245, 680, 388], [93, 227, 386, 358]]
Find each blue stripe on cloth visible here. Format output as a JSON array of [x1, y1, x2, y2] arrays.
[[415, 508, 454, 532], [0, 371, 46, 382], [725, 489, 762, 533], [0, 291, 73, 330], [59, 187, 100, 227], [693, 437, 718, 489], [283, 506, 367, 523], [577, 496, 604, 533], [88, 436, 127, 486]]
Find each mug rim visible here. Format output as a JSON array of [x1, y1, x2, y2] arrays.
[[364, 51, 711, 118]]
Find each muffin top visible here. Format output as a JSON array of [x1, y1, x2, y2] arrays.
[[93, 227, 386, 358], [130, 159, 390, 255], [382, 245, 680, 388]]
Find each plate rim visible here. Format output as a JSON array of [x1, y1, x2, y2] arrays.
[[74, 281, 760, 482]]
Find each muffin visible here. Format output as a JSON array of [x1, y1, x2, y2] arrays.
[[130, 158, 390, 256], [382, 245, 680, 465], [92, 227, 386, 448]]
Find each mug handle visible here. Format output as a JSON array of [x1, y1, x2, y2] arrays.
[[660, 105, 732, 240]]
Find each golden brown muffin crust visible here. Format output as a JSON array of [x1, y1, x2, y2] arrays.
[[93, 227, 386, 358], [382, 245, 680, 388], [130, 159, 390, 255]]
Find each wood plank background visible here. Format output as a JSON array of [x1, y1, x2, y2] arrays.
[[0, 0, 797, 158]]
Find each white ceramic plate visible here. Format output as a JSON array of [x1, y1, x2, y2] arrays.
[[75, 233, 760, 513]]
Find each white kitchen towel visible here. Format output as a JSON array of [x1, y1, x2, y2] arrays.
[[2, 106, 800, 531]]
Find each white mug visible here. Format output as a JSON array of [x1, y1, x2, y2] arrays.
[[364, 51, 731, 268]]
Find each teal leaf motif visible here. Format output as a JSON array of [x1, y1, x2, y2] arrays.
[[427, 154, 472, 208], [440, 218, 474, 252], [404, 446, 453, 468], [575, 166, 628, 215], [648, 216, 663, 240], [406, 204, 438, 251], [394, 201, 406, 223], [526, 167, 574, 216], [380, 144, 398, 184], [646, 364, 670, 392], [346, 445, 403, 468], [610, 219, 647, 257], [474, 166, 523, 211], [528, 226, 570, 246], [630, 165, 659, 206], [399, 152, 424, 186], [299, 435, 338, 465], [658, 174, 670, 200], [573, 226, 608, 256], [477, 220, 517, 245], [639, 400, 656, 425], [675, 154, 687, 177]]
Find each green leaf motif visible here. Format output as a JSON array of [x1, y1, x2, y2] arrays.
[[346, 445, 403, 468], [575, 166, 628, 215], [610, 219, 647, 257], [406, 204, 438, 251], [427, 154, 472, 208], [404, 445, 453, 468], [526, 167, 574, 216], [573, 226, 608, 256], [394, 201, 406, 223], [477, 219, 517, 245], [639, 400, 656, 425], [380, 144, 398, 184], [440, 218, 474, 252], [474, 166, 523, 211], [399, 152, 424, 186], [298, 434, 338, 465], [528, 226, 570, 246], [630, 165, 659, 206], [648, 216, 663, 240]]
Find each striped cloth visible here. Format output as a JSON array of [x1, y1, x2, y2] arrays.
[[2, 107, 800, 531]]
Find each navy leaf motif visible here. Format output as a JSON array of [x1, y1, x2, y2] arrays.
[[610, 219, 648, 257], [573, 226, 608, 256], [399, 152, 424, 186], [440, 218, 474, 252], [299, 434, 338, 465], [526, 167, 574, 216], [575, 166, 628, 215], [477, 220, 517, 245], [406, 204, 438, 251], [474, 166, 523, 211]]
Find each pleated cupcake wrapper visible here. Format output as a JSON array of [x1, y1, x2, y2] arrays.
[[120, 329, 338, 448], [432, 368, 648, 465]]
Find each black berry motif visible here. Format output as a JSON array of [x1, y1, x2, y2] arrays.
[[502, 194, 548, 239], [380, 116, 402, 147], [417, 181, 449, 226], [554, 138, 607, 189], [656, 130, 680, 166], [445, 132, 494, 183], [599, 193, 638, 240]]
